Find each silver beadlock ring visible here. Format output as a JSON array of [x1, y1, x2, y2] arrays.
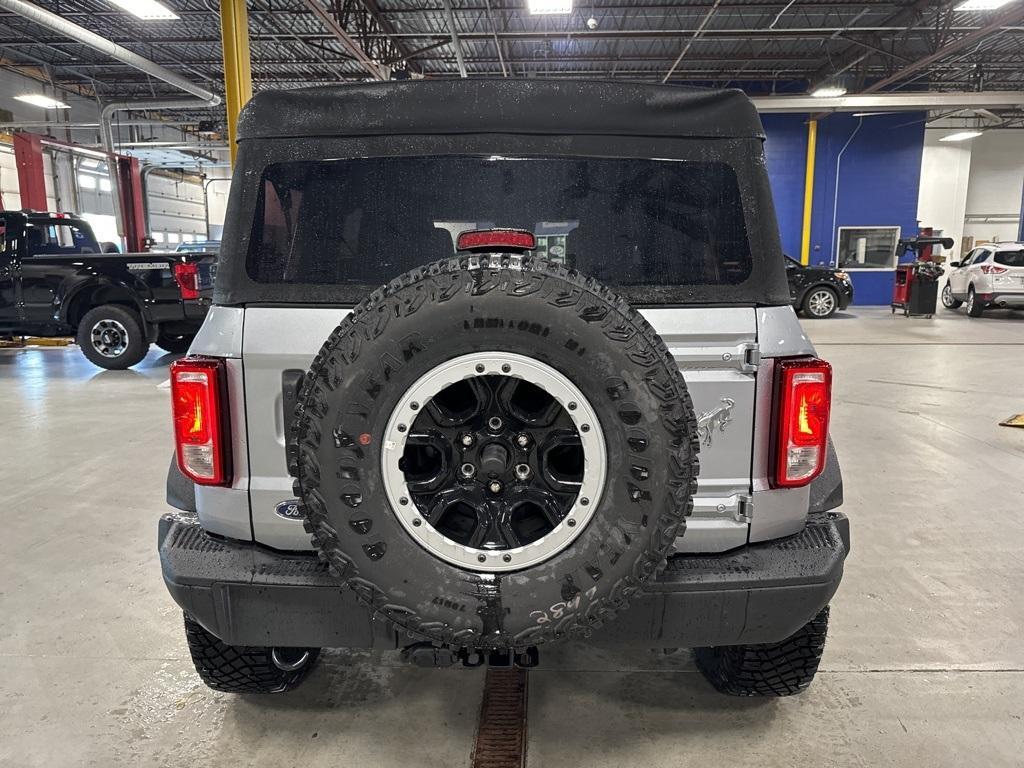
[[381, 351, 607, 573]]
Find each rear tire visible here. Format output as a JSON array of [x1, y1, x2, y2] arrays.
[[966, 287, 985, 317], [695, 607, 829, 696], [156, 331, 195, 354], [941, 283, 962, 309], [76, 304, 149, 369], [183, 613, 320, 694]]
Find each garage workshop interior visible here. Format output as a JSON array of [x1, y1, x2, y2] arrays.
[[1, 1, 1023, 766]]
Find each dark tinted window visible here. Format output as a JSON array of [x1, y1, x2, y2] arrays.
[[25, 220, 99, 255], [246, 156, 752, 287], [993, 249, 1024, 267]]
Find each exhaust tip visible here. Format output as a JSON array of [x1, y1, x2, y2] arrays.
[[271, 648, 311, 672]]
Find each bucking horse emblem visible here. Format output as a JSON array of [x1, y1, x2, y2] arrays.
[[697, 397, 736, 448]]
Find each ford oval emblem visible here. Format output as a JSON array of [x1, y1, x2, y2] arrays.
[[275, 499, 303, 521]]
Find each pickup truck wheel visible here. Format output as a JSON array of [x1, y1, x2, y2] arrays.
[[695, 606, 829, 696], [292, 257, 699, 651], [183, 614, 320, 694], [156, 331, 195, 354], [76, 304, 149, 369]]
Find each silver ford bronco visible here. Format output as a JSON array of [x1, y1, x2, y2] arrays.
[[161, 79, 848, 696]]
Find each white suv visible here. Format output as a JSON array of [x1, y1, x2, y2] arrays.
[[942, 242, 1024, 317]]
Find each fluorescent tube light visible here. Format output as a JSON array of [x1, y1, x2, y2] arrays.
[[811, 85, 848, 98], [954, 0, 1012, 10], [107, 0, 179, 20], [15, 94, 71, 109], [939, 131, 983, 142], [528, 0, 572, 14]]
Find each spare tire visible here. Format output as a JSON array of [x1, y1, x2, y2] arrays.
[[291, 257, 699, 650]]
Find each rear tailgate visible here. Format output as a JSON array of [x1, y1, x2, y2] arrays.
[[119, 252, 217, 299], [241, 306, 759, 553]]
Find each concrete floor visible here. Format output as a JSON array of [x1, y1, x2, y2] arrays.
[[1, 306, 1022, 768]]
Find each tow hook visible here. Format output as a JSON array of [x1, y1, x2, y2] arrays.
[[401, 642, 539, 669]]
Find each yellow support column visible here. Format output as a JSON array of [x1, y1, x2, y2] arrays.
[[800, 119, 817, 265], [220, 0, 252, 167]]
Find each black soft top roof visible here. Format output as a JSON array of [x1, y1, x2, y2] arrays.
[[237, 79, 764, 141]]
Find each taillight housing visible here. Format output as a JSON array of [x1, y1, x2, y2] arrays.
[[171, 357, 231, 486], [173, 261, 200, 300], [980, 264, 1008, 275], [772, 357, 832, 488]]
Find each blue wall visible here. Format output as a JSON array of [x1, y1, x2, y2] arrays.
[[762, 112, 926, 305], [761, 114, 808, 258]]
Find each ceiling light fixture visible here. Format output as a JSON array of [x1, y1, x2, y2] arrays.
[[811, 85, 848, 98], [106, 0, 179, 20], [939, 130, 983, 142], [528, 0, 572, 14], [15, 94, 71, 109], [953, 0, 1012, 10]]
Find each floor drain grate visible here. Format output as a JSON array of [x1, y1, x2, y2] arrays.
[[471, 668, 528, 768]]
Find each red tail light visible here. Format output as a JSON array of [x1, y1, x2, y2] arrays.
[[173, 262, 200, 299], [171, 357, 231, 486], [980, 265, 1008, 275], [456, 229, 536, 252], [772, 357, 832, 488]]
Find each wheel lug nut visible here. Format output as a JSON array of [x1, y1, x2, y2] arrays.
[[460, 463, 476, 478], [515, 433, 530, 448], [488, 480, 503, 494], [487, 416, 503, 432], [514, 463, 531, 481], [461, 433, 475, 447]]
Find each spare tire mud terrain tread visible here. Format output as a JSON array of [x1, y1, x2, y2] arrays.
[[291, 257, 699, 650], [183, 613, 320, 694], [695, 607, 829, 696]]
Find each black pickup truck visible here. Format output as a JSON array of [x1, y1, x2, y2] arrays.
[[0, 210, 214, 369]]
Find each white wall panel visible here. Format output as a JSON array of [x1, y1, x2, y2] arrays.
[[918, 129, 973, 260], [962, 131, 1024, 244]]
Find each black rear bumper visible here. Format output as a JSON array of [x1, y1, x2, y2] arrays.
[[160, 511, 849, 650]]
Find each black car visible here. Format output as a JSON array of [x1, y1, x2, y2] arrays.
[[784, 255, 854, 318]]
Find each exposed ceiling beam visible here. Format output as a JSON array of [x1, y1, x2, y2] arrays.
[[807, 0, 936, 87], [439, 0, 468, 78], [662, 0, 723, 82], [860, 4, 1024, 93], [298, 0, 386, 79], [356, 0, 423, 74], [5, 25, 1022, 48]]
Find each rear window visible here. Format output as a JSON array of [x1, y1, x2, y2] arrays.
[[994, 250, 1024, 267], [25, 220, 99, 255], [246, 156, 752, 288]]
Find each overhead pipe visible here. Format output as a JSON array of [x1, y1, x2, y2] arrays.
[[0, 0, 218, 103], [100, 100, 221, 242]]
